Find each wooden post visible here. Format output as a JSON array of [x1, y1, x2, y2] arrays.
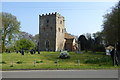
[[99, 58, 101, 66], [57, 60, 59, 66], [13, 59, 14, 67], [106, 56, 108, 65], [78, 60, 80, 66], [34, 60, 36, 67]]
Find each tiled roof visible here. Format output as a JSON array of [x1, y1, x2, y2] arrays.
[[64, 32, 74, 39]]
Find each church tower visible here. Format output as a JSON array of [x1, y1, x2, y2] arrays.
[[39, 12, 65, 51]]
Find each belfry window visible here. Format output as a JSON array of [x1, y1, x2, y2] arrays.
[[51, 27, 53, 31], [62, 29, 64, 33], [47, 19, 49, 23], [43, 27, 45, 31], [58, 28, 60, 32], [60, 21, 62, 24]]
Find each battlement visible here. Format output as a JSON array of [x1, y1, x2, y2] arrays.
[[39, 12, 63, 17]]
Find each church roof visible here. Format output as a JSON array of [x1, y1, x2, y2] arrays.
[[64, 32, 74, 39]]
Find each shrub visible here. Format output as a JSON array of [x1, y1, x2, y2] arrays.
[[59, 51, 70, 59], [10, 65, 14, 67], [16, 61, 23, 64], [36, 61, 43, 63], [0, 61, 6, 64]]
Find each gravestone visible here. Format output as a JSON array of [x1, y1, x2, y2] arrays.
[[21, 50, 24, 55], [33, 50, 36, 54], [38, 51, 40, 54], [19, 50, 22, 53], [17, 51, 19, 53], [30, 50, 33, 54]]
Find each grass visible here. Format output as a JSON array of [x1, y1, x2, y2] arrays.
[[1, 51, 119, 70]]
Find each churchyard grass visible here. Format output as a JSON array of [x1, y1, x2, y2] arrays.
[[1, 51, 119, 70]]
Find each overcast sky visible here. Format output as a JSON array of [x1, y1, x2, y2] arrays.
[[2, 2, 117, 36]]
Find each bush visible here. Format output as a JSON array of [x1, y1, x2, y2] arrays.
[[16, 61, 23, 64], [36, 61, 43, 63], [59, 51, 70, 59], [0, 61, 6, 64]]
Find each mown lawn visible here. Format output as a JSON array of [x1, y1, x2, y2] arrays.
[[1, 51, 119, 70]]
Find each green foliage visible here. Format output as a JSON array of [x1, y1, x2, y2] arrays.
[[0, 61, 6, 64], [10, 65, 14, 67], [1, 12, 20, 52], [15, 39, 35, 50], [102, 2, 120, 45], [16, 61, 23, 64], [36, 61, 43, 63]]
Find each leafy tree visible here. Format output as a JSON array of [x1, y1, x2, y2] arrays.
[[0, 14, 2, 53], [92, 32, 105, 52], [78, 35, 87, 51], [102, 2, 120, 49], [33, 34, 39, 45], [19, 31, 34, 41], [15, 39, 35, 51], [87, 36, 94, 51], [1, 12, 20, 52], [33, 34, 39, 51]]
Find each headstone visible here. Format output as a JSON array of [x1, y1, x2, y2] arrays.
[[19, 50, 22, 53], [26, 51, 28, 53], [8, 51, 10, 53], [21, 50, 24, 55], [17, 51, 19, 53], [38, 51, 40, 54], [33, 50, 36, 54], [30, 50, 33, 54]]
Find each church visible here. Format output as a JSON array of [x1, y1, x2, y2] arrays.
[[39, 12, 77, 51]]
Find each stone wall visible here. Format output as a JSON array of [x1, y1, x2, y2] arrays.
[[39, 13, 56, 51], [55, 13, 65, 51]]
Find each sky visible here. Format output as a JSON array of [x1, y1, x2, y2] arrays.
[[2, 2, 118, 36]]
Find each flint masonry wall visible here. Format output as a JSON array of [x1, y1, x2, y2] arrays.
[[56, 13, 65, 51], [39, 12, 65, 51]]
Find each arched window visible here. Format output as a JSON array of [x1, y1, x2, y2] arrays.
[[45, 40, 50, 51], [43, 27, 45, 31], [51, 27, 52, 31], [60, 21, 62, 24], [46, 19, 49, 23], [62, 29, 64, 33], [58, 28, 60, 32]]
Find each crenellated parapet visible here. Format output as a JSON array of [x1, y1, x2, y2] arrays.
[[39, 12, 63, 17]]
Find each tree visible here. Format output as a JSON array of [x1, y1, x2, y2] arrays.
[[92, 32, 105, 52], [78, 35, 87, 51], [0, 14, 2, 53], [33, 34, 39, 45], [33, 34, 39, 51], [1, 12, 20, 52], [15, 39, 35, 51], [102, 2, 120, 49], [19, 31, 34, 41]]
